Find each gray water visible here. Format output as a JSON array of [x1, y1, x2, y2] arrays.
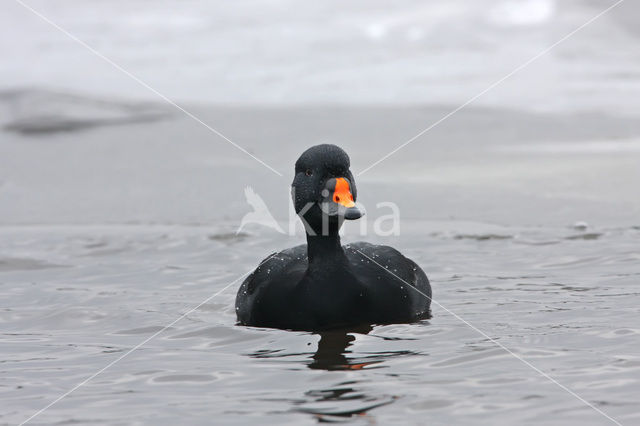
[[2, 0, 640, 424], [1, 221, 639, 425]]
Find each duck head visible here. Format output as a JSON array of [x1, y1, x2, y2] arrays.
[[292, 144, 363, 235]]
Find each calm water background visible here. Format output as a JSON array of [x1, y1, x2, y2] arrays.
[[1, 0, 640, 425]]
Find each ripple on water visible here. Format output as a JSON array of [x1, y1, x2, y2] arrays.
[[0, 257, 68, 271], [152, 374, 217, 383], [1, 223, 638, 425], [114, 326, 173, 335]]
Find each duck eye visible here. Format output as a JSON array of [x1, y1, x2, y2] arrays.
[[305, 169, 313, 176]]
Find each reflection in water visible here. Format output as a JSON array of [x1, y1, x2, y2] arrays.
[[309, 325, 375, 371], [303, 325, 396, 420], [248, 324, 420, 420], [298, 386, 397, 421]]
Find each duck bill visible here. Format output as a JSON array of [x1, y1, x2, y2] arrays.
[[319, 177, 364, 220], [343, 205, 363, 220]]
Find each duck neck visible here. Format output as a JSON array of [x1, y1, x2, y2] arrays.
[[306, 232, 346, 266]]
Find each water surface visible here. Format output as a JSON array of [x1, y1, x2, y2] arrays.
[[1, 222, 638, 424]]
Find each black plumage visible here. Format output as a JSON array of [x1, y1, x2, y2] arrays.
[[235, 144, 431, 331]]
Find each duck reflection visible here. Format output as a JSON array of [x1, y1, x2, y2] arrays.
[[246, 324, 422, 371], [299, 325, 398, 420], [246, 325, 424, 420], [309, 325, 379, 370]]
